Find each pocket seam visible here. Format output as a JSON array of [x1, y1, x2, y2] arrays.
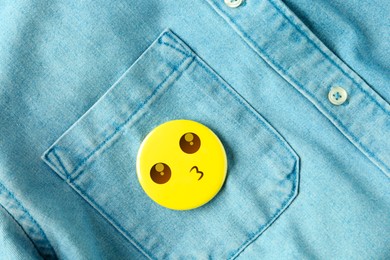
[[158, 31, 192, 58], [229, 164, 299, 259]]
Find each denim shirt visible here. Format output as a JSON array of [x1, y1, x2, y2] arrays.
[[0, 0, 389, 259]]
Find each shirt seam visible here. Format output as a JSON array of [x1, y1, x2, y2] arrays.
[[0, 181, 57, 259], [206, 0, 390, 175], [267, 0, 389, 114]]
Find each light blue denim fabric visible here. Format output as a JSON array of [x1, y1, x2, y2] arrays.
[[0, 0, 389, 259]]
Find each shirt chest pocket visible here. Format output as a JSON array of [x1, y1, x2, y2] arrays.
[[42, 29, 299, 259]]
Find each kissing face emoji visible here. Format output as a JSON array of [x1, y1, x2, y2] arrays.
[[136, 120, 227, 210]]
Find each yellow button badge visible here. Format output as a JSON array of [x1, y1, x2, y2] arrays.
[[136, 120, 227, 210]]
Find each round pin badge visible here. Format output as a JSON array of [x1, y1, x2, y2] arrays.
[[136, 120, 227, 210]]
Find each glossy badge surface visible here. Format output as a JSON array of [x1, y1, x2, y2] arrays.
[[136, 120, 227, 210]]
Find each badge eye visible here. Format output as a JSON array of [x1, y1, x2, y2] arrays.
[[179, 133, 201, 154], [150, 163, 171, 184]]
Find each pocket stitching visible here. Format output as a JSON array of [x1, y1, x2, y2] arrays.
[[158, 32, 192, 58], [228, 160, 299, 259]]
